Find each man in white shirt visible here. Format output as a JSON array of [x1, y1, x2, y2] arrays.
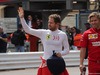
[[18, 7, 69, 75]]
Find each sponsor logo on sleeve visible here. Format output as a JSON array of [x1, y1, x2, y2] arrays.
[[88, 34, 98, 39], [92, 41, 100, 46]]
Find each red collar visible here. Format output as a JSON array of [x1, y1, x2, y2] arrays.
[[92, 27, 100, 33]]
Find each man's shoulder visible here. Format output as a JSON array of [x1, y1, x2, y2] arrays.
[[39, 29, 50, 32], [3, 32, 7, 35], [58, 30, 66, 35], [2, 32, 7, 36], [82, 28, 94, 37], [84, 28, 92, 34], [1, 32, 7, 38], [13, 30, 17, 33]]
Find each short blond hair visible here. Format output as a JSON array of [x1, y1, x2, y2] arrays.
[[88, 12, 100, 23], [49, 14, 61, 24]]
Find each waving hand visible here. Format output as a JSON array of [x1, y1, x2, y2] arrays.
[[18, 7, 24, 18]]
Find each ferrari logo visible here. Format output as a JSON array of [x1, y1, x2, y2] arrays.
[[46, 35, 51, 40]]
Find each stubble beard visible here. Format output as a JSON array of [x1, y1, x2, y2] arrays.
[[49, 26, 56, 31]]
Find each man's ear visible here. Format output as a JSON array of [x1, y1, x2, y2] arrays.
[[56, 23, 60, 27]]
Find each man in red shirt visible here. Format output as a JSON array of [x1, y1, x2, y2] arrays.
[[80, 12, 100, 75]]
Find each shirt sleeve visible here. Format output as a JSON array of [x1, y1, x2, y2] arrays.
[[60, 33, 69, 56], [80, 32, 88, 48], [20, 18, 43, 38]]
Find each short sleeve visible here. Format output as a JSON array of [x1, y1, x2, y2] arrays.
[[80, 32, 88, 48]]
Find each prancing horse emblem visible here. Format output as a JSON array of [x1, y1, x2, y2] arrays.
[[46, 35, 51, 40]]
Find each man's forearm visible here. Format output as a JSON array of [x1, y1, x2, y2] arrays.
[[80, 48, 86, 65], [0, 37, 7, 42]]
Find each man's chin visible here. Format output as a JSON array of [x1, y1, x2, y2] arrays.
[[48, 27, 51, 30], [49, 28, 56, 31], [50, 29, 55, 31], [49, 29, 52, 31]]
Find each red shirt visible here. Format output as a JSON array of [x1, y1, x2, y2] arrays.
[[80, 27, 100, 61]]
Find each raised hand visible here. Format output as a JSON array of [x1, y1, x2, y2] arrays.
[[18, 7, 24, 18]]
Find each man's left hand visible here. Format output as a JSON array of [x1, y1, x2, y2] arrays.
[[56, 52, 61, 57]]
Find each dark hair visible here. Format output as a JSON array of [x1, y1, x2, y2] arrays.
[[72, 26, 81, 34], [66, 26, 70, 29], [84, 23, 90, 26]]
